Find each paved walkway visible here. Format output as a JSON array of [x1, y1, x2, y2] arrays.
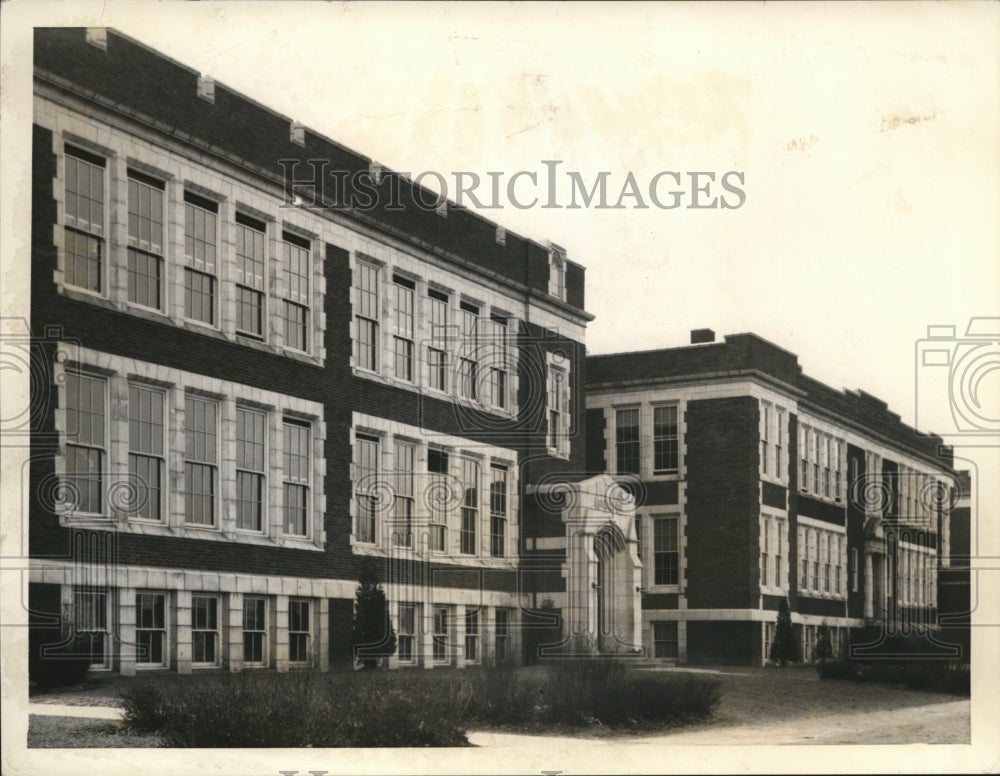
[[468, 698, 970, 746], [28, 703, 123, 720]]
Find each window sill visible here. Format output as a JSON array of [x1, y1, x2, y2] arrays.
[[351, 542, 520, 569], [351, 366, 519, 419], [58, 514, 325, 551], [57, 283, 324, 366]]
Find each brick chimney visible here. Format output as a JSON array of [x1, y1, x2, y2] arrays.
[[690, 328, 716, 344]]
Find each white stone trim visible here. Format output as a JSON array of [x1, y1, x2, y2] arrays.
[[37, 96, 327, 365], [54, 343, 326, 549], [349, 412, 520, 566]]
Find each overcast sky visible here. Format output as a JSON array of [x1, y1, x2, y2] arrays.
[[8, 1, 998, 437]]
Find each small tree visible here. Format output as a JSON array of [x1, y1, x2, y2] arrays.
[[353, 558, 396, 669], [769, 598, 800, 667]]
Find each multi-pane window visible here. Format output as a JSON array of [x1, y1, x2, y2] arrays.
[[653, 516, 679, 586], [775, 409, 784, 478], [653, 405, 678, 474], [64, 147, 105, 292], [136, 593, 166, 666], [398, 603, 416, 663], [243, 596, 267, 665], [354, 261, 380, 371], [74, 589, 109, 667], [392, 276, 415, 382], [547, 359, 571, 457], [127, 172, 165, 310], [460, 458, 480, 555], [823, 436, 832, 497], [761, 403, 771, 476], [485, 315, 508, 409], [775, 520, 783, 588], [761, 516, 770, 586], [823, 534, 831, 592], [799, 528, 808, 589], [616, 408, 640, 475], [653, 621, 678, 659], [458, 302, 479, 399], [464, 608, 479, 663], [495, 608, 511, 662], [427, 289, 449, 391], [433, 606, 448, 662], [835, 537, 843, 594], [65, 373, 105, 514], [427, 448, 448, 552], [289, 599, 310, 663], [235, 213, 267, 338], [192, 595, 219, 665], [392, 441, 415, 547], [236, 408, 266, 531], [800, 427, 809, 492], [811, 530, 820, 590], [834, 441, 843, 500], [282, 233, 310, 352], [490, 465, 508, 557], [549, 251, 566, 301], [851, 548, 859, 593], [183, 192, 218, 325], [355, 435, 379, 544], [813, 432, 822, 496], [184, 396, 218, 526], [283, 420, 310, 536], [128, 384, 165, 521]]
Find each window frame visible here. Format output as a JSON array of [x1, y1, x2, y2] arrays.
[[183, 395, 219, 528], [65, 371, 107, 517], [653, 515, 679, 587], [191, 594, 221, 667], [234, 213, 268, 340], [426, 288, 449, 392], [74, 587, 112, 670], [464, 608, 479, 664], [354, 434, 380, 545], [235, 406, 267, 533], [392, 440, 415, 548], [615, 407, 641, 476], [427, 448, 449, 552], [127, 382, 166, 523], [653, 404, 679, 475], [288, 598, 311, 664], [183, 191, 219, 327], [242, 595, 269, 667], [282, 418, 311, 537], [63, 146, 107, 295], [135, 591, 168, 668], [490, 464, 508, 558], [281, 231, 311, 353], [653, 621, 679, 659], [391, 275, 416, 383], [397, 602, 417, 664], [460, 457, 480, 555], [126, 171, 167, 313]]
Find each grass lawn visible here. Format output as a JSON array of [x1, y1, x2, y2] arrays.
[[27, 663, 967, 748]]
